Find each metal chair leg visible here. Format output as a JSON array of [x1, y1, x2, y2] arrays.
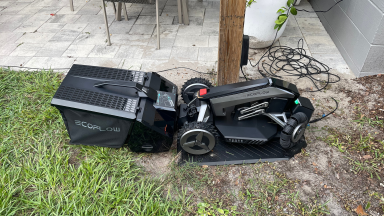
[[69, 0, 74, 11], [116, 2, 122, 21], [177, 0, 182, 24], [182, 0, 189, 25], [113, 2, 117, 15], [101, 0, 111, 46], [123, 3, 128, 21], [156, 0, 160, 49]]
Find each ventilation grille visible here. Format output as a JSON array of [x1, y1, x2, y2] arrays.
[[69, 64, 145, 84], [226, 138, 266, 145], [55, 86, 131, 111]]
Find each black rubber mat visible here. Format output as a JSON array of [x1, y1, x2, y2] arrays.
[[179, 137, 307, 166]]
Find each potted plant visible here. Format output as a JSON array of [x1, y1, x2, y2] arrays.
[[244, 0, 298, 48]]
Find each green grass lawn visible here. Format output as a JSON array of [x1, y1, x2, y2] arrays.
[[0, 69, 189, 215]]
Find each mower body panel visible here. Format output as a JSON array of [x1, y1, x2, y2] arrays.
[[51, 64, 178, 152]]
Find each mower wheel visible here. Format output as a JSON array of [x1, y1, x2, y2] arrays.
[[280, 112, 308, 149], [178, 121, 219, 155], [181, 78, 212, 104]]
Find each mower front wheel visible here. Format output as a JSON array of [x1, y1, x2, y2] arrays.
[[280, 112, 308, 149]]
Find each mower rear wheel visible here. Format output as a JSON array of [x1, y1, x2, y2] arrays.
[[280, 112, 308, 149], [181, 78, 212, 104], [178, 122, 219, 155]]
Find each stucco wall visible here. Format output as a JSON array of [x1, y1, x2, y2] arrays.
[[310, 0, 384, 77]]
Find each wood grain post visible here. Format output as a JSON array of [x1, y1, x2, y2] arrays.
[[217, 0, 247, 86]]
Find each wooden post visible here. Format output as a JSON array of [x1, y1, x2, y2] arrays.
[[217, 0, 247, 85]]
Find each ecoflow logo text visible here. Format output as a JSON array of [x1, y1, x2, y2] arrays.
[[74, 120, 120, 132]]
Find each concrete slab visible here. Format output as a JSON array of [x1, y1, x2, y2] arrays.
[[170, 47, 199, 61], [88, 45, 120, 58], [62, 45, 95, 58], [174, 35, 209, 47]]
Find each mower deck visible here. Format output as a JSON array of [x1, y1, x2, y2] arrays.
[[178, 136, 307, 166]]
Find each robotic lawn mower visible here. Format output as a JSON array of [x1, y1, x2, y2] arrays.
[[177, 77, 314, 165], [52, 64, 314, 166]]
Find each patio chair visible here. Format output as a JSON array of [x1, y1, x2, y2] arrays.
[[102, 0, 161, 49]]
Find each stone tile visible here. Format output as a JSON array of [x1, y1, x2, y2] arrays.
[[174, 35, 209, 47], [75, 15, 115, 25], [136, 16, 174, 25], [119, 58, 145, 71], [29, 0, 69, 7], [14, 14, 52, 32], [108, 20, 137, 34], [88, 45, 120, 58], [279, 37, 309, 49], [148, 37, 175, 48], [62, 45, 95, 57], [73, 33, 109, 45], [24, 57, 75, 70], [142, 47, 172, 60], [188, 1, 212, 9], [36, 7, 62, 16], [208, 36, 218, 47], [161, 6, 178, 16], [0, 14, 32, 23], [10, 44, 44, 57], [0, 23, 22, 32], [202, 22, 219, 36], [140, 7, 158, 16], [35, 41, 72, 57], [173, 16, 203, 26], [296, 18, 328, 36], [304, 35, 339, 54], [109, 34, 151, 46], [0, 2, 12, 7], [177, 25, 202, 36], [287, 17, 299, 27], [115, 45, 145, 59], [198, 47, 218, 61], [170, 47, 199, 61], [0, 2, 30, 14], [129, 25, 155, 35], [74, 57, 122, 68], [49, 29, 81, 42], [62, 23, 88, 32], [312, 53, 351, 74], [17, 6, 43, 15], [281, 26, 303, 37], [83, 24, 107, 34], [153, 25, 179, 38], [0, 56, 32, 67], [188, 7, 205, 17], [0, 32, 24, 45], [16, 33, 56, 44], [37, 23, 66, 33], [0, 43, 18, 56], [76, 1, 101, 15], [48, 15, 81, 23], [204, 11, 219, 23]]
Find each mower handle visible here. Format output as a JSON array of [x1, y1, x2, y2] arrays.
[[94, 81, 157, 101]]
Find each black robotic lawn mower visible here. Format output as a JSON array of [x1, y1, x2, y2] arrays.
[[51, 64, 314, 166], [177, 77, 314, 165]]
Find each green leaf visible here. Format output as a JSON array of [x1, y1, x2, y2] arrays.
[[274, 24, 280, 29], [275, 15, 287, 25], [287, 0, 294, 6], [217, 208, 224, 214], [290, 7, 297, 15], [277, 9, 285, 13]]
